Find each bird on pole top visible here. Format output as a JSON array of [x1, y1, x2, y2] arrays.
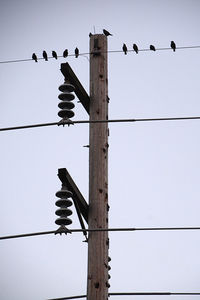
[[103, 29, 113, 36]]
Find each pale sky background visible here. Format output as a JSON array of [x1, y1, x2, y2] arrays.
[[0, 0, 200, 299]]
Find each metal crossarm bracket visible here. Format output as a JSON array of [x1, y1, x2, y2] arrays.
[[58, 168, 88, 223], [60, 63, 90, 115]]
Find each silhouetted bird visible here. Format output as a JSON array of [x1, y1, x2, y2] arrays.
[[103, 29, 112, 36], [122, 43, 128, 55], [43, 51, 48, 61], [133, 43, 138, 54], [52, 51, 57, 59], [150, 45, 156, 51], [75, 47, 79, 58], [171, 41, 176, 51], [63, 49, 68, 58], [89, 32, 92, 37], [32, 53, 37, 62]]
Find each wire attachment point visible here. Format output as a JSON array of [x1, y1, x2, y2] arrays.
[[54, 225, 72, 235], [57, 118, 74, 127]]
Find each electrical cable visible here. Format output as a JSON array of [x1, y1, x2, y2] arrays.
[[47, 296, 86, 300], [1, 116, 200, 132], [47, 292, 200, 300], [0, 121, 58, 131], [0, 45, 200, 64], [1, 226, 200, 240], [110, 292, 200, 296]]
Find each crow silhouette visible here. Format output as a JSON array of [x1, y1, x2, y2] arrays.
[[150, 45, 156, 51], [32, 53, 37, 62], [171, 41, 176, 51], [122, 43, 128, 55], [43, 51, 48, 61], [52, 50, 57, 59], [75, 47, 79, 58], [103, 29, 112, 36], [63, 49, 68, 58], [133, 43, 138, 54]]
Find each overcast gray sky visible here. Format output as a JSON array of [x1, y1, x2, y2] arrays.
[[1, 0, 200, 299]]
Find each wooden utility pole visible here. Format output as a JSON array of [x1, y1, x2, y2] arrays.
[[87, 34, 109, 300]]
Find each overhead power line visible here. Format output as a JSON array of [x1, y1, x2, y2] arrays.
[[47, 291, 200, 300], [1, 226, 200, 240], [48, 296, 85, 300], [1, 116, 200, 132], [110, 292, 200, 296], [0, 45, 200, 65]]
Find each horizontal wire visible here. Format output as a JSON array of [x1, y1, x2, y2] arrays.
[[1, 116, 200, 132], [47, 292, 200, 300], [47, 296, 86, 300], [109, 292, 200, 297], [1, 227, 200, 240], [0, 45, 200, 64], [0, 230, 55, 240], [0, 121, 58, 131], [110, 292, 200, 296]]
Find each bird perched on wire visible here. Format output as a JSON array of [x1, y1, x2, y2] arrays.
[[150, 45, 156, 51], [52, 50, 57, 59], [133, 43, 138, 54], [103, 29, 113, 36], [170, 41, 176, 51], [63, 49, 68, 58], [122, 43, 128, 55], [43, 51, 48, 61], [32, 53, 37, 62], [75, 47, 79, 58]]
